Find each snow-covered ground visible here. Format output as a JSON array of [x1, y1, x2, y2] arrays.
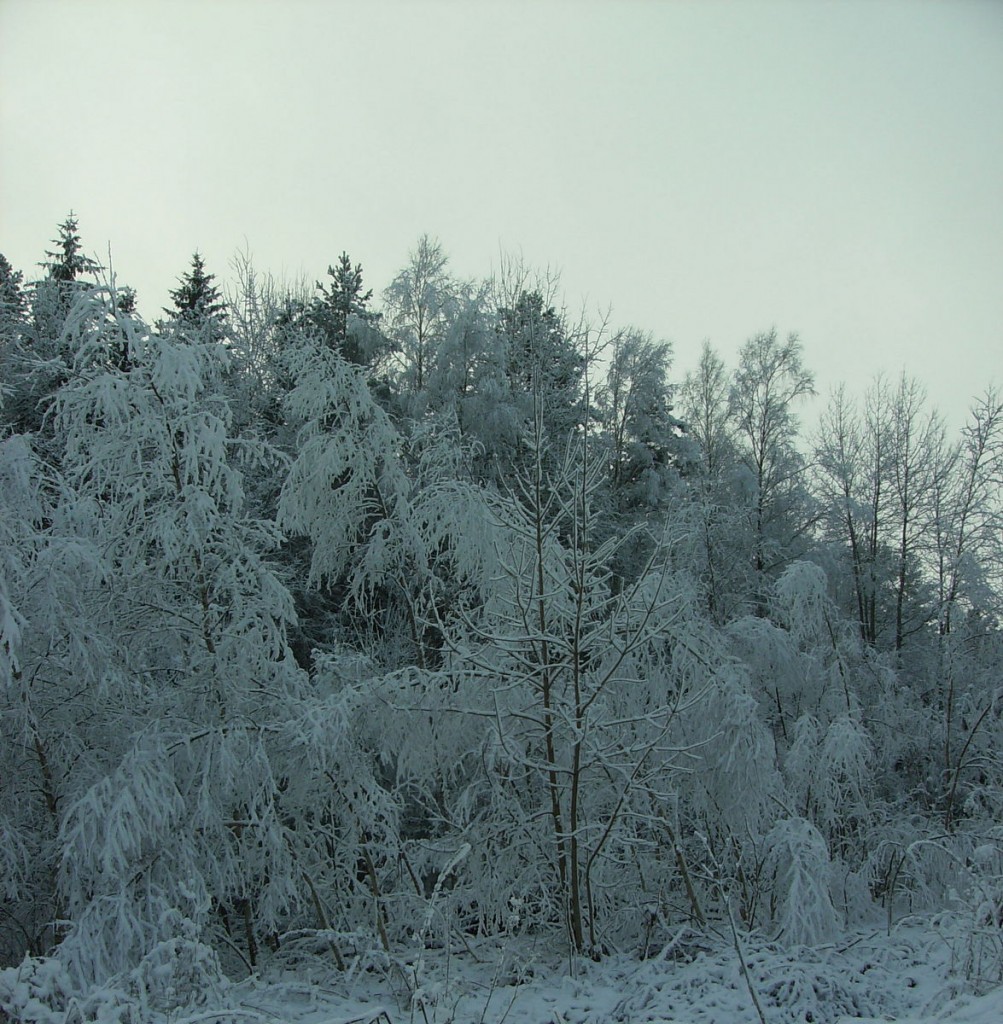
[[4, 922, 1000, 1024]]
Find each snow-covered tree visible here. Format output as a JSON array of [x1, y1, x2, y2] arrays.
[[729, 328, 817, 609], [0, 288, 339, 982], [2, 218, 1001, 993], [497, 289, 586, 452], [597, 328, 686, 581], [3, 218, 105, 438], [678, 342, 750, 621], [377, 381, 715, 953], [0, 254, 27, 342], [932, 388, 1003, 637], [383, 234, 453, 403]]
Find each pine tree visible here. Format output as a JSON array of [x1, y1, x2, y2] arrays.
[[597, 329, 686, 582], [498, 290, 585, 428], [493, 289, 587, 484]]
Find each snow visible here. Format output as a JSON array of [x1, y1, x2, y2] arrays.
[[4, 925, 1000, 1024]]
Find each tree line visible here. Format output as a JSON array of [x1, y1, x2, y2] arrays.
[[0, 215, 1000, 997]]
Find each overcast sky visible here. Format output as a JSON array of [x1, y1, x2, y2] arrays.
[[2, 0, 1001, 429]]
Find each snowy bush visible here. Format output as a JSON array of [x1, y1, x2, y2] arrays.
[[684, 664, 781, 841], [784, 713, 873, 852], [762, 817, 839, 946], [0, 955, 76, 1024], [928, 832, 1003, 995]]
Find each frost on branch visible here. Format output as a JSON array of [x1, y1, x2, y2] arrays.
[[785, 713, 873, 846], [763, 816, 839, 946], [278, 338, 409, 589], [0, 435, 39, 691]]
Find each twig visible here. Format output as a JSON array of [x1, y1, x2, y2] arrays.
[[722, 886, 769, 1024]]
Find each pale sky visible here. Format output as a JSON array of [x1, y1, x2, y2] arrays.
[[2, 0, 1001, 429]]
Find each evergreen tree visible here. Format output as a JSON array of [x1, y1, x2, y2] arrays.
[[109, 286, 138, 371], [0, 256, 27, 398], [40, 212, 101, 285], [491, 289, 587, 484], [597, 329, 686, 582], [6, 218, 104, 437], [498, 290, 585, 430], [0, 254, 27, 332], [29, 213, 103, 352], [313, 251, 384, 366], [599, 330, 685, 507], [165, 252, 228, 341], [114, 285, 137, 315]]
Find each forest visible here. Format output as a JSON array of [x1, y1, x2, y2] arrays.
[[0, 216, 1001, 1021]]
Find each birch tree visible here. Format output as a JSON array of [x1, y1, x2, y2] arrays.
[[679, 342, 749, 621], [383, 234, 453, 404], [730, 329, 816, 609], [374, 337, 715, 954], [0, 286, 326, 983]]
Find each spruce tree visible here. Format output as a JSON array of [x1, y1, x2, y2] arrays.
[[0, 254, 27, 341], [499, 292, 581, 399], [40, 212, 101, 284], [31, 213, 103, 349], [313, 251, 383, 366], [165, 251, 228, 341], [7, 218, 105, 435], [0, 255, 28, 432]]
